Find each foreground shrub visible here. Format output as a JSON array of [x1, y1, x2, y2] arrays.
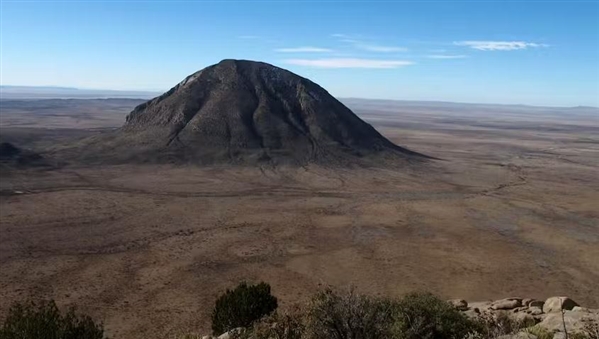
[[214, 284, 583, 339], [582, 320, 599, 339], [235, 309, 305, 339], [304, 288, 396, 339], [523, 326, 554, 339], [211, 282, 278, 335], [0, 300, 104, 339], [475, 311, 530, 338], [568, 320, 599, 339], [392, 292, 480, 339], [238, 289, 483, 339]]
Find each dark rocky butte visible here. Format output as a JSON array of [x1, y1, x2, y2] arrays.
[[92, 59, 429, 166]]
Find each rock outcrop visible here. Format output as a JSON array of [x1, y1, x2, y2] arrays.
[[452, 296, 599, 339], [203, 296, 598, 339], [543, 297, 580, 314], [492, 298, 523, 310]]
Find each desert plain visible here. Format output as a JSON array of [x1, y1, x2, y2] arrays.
[[0, 98, 597, 338]]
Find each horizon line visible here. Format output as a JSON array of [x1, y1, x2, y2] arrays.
[[1, 85, 597, 109]]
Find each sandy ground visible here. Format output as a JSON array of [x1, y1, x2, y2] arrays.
[[0, 99, 598, 338]]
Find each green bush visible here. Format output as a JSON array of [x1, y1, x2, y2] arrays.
[[305, 288, 396, 339], [523, 326, 557, 339], [475, 311, 530, 338], [0, 300, 104, 339], [211, 282, 278, 335], [239, 289, 484, 339], [392, 292, 480, 339]]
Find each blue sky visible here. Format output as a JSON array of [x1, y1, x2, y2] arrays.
[[2, 1, 598, 106]]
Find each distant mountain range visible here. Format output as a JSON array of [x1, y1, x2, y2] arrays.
[[1, 86, 597, 111], [0, 86, 161, 99]]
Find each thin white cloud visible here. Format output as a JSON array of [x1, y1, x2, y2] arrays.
[[356, 44, 408, 52], [331, 34, 407, 53], [426, 54, 468, 59], [283, 58, 414, 69], [454, 41, 548, 51], [275, 46, 333, 53]]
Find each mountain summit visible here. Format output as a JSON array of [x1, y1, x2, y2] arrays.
[[95, 60, 428, 165]]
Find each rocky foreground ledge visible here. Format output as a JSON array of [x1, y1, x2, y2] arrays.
[[205, 296, 598, 339], [449, 296, 598, 339]]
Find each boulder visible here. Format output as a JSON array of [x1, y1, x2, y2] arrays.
[[537, 310, 598, 333], [449, 299, 469, 311], [492, 298, 523, 310], [571, 306, 595, 313], [543, 297, 579, 313]]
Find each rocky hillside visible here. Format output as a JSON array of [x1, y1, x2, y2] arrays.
[[205, 296, 598, 339], [452, 296, 599, 339]]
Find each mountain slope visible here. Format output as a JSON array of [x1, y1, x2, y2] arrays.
[[73, 59, 429, 166]]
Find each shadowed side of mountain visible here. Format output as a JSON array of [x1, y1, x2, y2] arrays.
[[0, 142, 49, 169]]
